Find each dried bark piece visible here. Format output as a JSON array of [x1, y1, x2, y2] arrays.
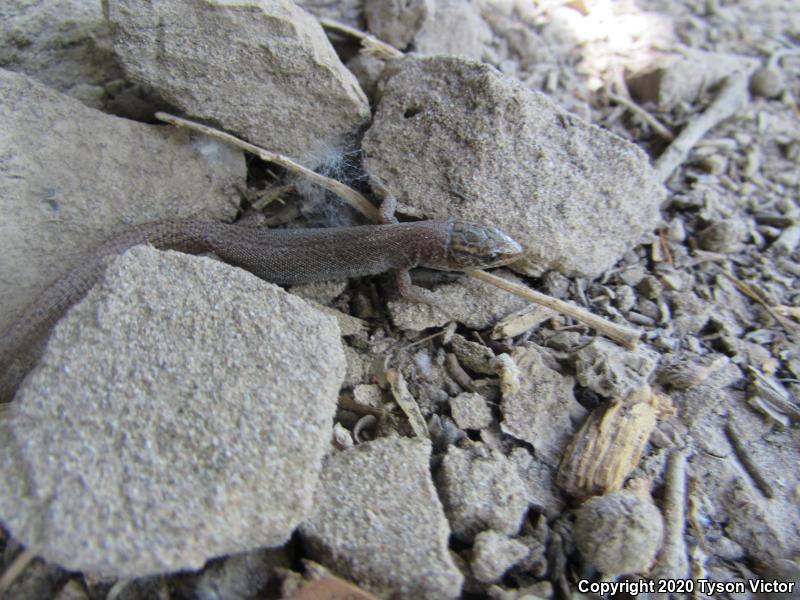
[[289, 575, 381, 600], [385, 368, 428, 438], [557, 385, 673, 500], [490, 304, 558, 339]]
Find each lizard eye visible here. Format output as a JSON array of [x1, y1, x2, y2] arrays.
[[460, 227, 488, 245], [448, 221, 525, 269]]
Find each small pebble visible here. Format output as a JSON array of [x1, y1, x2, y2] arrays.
[[637, 276, 663, 300], [698, 154, 727, 175], [698, 220, 748, 253], [666, 219, 687, 242], [573, 490, 664, 575], [750, 66, 786, 99], [332, 422, 354, 449], [615, 285, 637, 312], [470, 530, 529, 583], [450, 392, 493, 430]]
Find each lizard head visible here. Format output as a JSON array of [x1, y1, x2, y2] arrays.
[[446, 220, 526, 269]]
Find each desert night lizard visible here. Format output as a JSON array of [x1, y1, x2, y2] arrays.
[[0, 217, 524, 391]]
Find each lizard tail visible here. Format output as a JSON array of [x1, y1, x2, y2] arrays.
[[0, 220, 215, 399]]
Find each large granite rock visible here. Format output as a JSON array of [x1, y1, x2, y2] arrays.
[[363, 55, 665, 278], [104, 0, 371, 159], [0, 245, 345, 577]]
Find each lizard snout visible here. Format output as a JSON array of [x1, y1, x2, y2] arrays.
[[448, 221, 526, 269]]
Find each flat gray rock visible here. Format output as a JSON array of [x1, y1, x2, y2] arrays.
[[387, 269, 528, 331], [0, 245, 345, 577], [509, 447, 564, 515], [450, 392, 492, 430], [365, 0, 490, 60], [437, 442, 529, 541], [0, 0, 122, 109], [500, 345, 584, 467], [296, 0, 364, 28], [470, 530, 529, 584], [364, 0, 430, 49], [627, 49, 757, 111], [0, 68, 243, 338], [363, 55, 664, 278], [571, 338, 660, 398], [105, 0, 370, 159], [183, 546, 291, 600], [301, 437, 463, 599]]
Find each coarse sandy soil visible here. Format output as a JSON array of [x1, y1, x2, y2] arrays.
[[0, 0, 798, 598]]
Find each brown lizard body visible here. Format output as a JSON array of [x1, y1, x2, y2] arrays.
[[0, 218, 524, 393]]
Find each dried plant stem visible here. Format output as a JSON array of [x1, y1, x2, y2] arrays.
[[652, 447, 690, 593], [155, 112, 382, 223], [719, 270, 800, 334], [0, 546, 37, 595], [338, 397, 385, 416], [107, 579, 133, 600], [725, 421, 775, 499], [606, 91, 675, 141], [767, 46, 800, 68], [318, 18, 403, 59], [466, 269, 642, 349], [654, 68, 754, 183]]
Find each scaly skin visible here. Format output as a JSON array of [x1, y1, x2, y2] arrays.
[[0, 218, 524, 395]]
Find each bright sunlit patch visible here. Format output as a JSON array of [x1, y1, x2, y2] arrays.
[[481, 0, 676, 92]]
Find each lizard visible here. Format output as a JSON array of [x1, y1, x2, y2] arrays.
[[0, 214, 525, 396]]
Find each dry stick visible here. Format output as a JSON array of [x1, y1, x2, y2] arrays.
[[466, 269, 642, 349], [338, 396, 385, 416], [154, 112, 382, 223], [606, 91, 675, 141], [767, 46, 800, 69], [318, 17, 403, 59], [653, 68, 754, 183], [0, 546, 38, 595], [719, 270, 800, 334], [106, 579, 133, 600], [445, 352, 476, 392], [652, 447, 690, 596], [725, 421, 775, 499]]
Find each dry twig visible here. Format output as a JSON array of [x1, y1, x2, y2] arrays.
[[318, 18, 402, 60], [0, 546, 37, 596], [718, 270, 800, 334], [654, 68, 755, 183], [289, 574, 381, 600], [606, 90, 675, 141], [155, 112, 381, 223], [725, 421, 775, 499], [385, 368, 428, 438], [466, 269, 642, 349], [652, 447, 690, 590]]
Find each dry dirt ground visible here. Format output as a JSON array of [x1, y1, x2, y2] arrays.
[[1, 0, 799, 598]]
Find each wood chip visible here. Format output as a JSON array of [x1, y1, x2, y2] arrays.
[[491, 304, 558, 339], [385, 368, 428, 438], [289, 575, 381, 600]]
